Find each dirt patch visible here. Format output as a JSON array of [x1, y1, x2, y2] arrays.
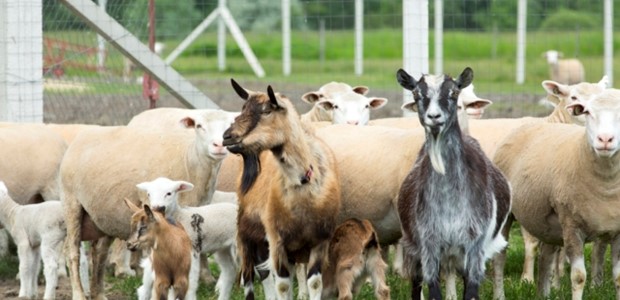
[[0, 275, 131, 300]]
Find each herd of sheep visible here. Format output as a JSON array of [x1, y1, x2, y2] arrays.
[[0, 50, 618, 300]]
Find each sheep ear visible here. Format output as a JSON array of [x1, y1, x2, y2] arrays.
[[179, 117, 196, 129], [401, 101, 419, 113], [301, 92, 322, 104], [352, 86, 369, 95], [368, 98, 388, 109], [456, 67, 474, 89], [465, 99, 493, 110], [176, 181, 194, 193], [230, 78, 249, 100], [542, 80, 569, 99], [396, 69, 417, 91], [317, 100, 336, 111], [124, 198, 141, 213], [598, 75, 610, 88], [136, 182, 150, 191], [566, 102, 588, 116]]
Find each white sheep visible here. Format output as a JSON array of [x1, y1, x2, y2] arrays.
[[0, 122, 67, 204], [543, 50, 585, 85], [300, 81, 387, 125], [0, 181, 66, 300], [132, 177, 238, 300], [115, 107, 238, 279], [60, 109, 235, 300], [493, 88, 620, 299]]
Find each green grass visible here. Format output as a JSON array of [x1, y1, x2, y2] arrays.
[[44, 29, 620, 99], [0, 223, 588, 299]]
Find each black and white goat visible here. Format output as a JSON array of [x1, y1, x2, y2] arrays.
[[396, 67, 511, 300]]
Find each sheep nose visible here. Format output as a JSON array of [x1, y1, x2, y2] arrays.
[[598, 134, 614, 145], [347, 120, 359, 125]]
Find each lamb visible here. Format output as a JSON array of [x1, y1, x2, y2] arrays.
[[125, 200, 192, 300], [223, 79, 341, 300], [543, 50, 585, 85], [321, 218, 390, 300], [492, 88, 620, 299], [0, 181, 66, 300], [60, 109, 234, 300], [133, 177, 238, 300]]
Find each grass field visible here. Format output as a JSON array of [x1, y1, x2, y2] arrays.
[[46, 29, 620, 96], [0, 224, 613, 299]]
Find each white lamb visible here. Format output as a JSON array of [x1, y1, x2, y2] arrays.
[[0, 181, 66, 300], [300, 81, 388, 125], [543, 50, 585, 85], [133, 177, 238, 300], [61, 109, 235, 300]]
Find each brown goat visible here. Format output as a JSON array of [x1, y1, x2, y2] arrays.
[[124, 199, 192, 300], [223, 79, 341, 300], [322, 218, 390, 300]]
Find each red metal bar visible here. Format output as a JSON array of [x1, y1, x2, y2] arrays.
[[142, 0, 159, 109]]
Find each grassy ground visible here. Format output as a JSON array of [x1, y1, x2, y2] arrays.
[[0, 223, 602, 299]]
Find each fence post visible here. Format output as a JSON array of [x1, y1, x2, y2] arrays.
[[0, 0, 43, 122], [402, 0, 429, 116]]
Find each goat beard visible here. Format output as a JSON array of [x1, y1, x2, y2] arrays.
[[240, 153, 261, 195], [428, 133, 446, 175]]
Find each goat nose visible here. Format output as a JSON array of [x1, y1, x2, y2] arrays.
[[427, 113, 441, 120], [347, 120, 359, 125]]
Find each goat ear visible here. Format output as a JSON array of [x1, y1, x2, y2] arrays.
[[267, 85, 281, 108], [352, 86, 369, 95], [176, 181, 194, 193], [368, 97, 388, 109], [456, 67, 474, 89], [231, 78, 249, 100], [301, 92, 322, 104], [124, 198, 141, 213], [598, 75, 610, 88], [143, 204, 155, 221], [401, 101, 419, 112], [396, 69, 417, 91]]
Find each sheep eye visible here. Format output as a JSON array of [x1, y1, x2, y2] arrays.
[[571, 96, 577, 100], [365, 104, 370, 109], [333, 105, 339, 110], [196, 124, 203, 129], [166, 192, 172, 197]]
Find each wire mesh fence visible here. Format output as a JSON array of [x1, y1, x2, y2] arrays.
[[36, 0, 620, 125]]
